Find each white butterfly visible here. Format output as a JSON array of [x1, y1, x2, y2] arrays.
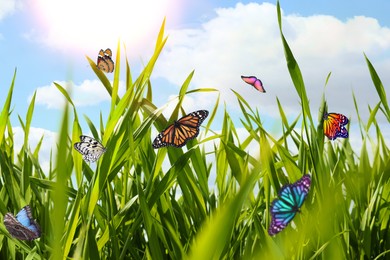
[[74, 135, 106, 163]]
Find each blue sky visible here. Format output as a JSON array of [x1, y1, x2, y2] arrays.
[[0, 0, 389, 164]]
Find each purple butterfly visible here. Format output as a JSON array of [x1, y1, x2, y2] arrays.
[[241, 75, 266, 93], [269, 174, 311, 236]]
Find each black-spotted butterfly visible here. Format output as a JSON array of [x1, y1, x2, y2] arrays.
[[152, 110, 209, 148], [74, 135, 106, 162]]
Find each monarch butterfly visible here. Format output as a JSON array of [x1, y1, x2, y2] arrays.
[[323, 112, 349, 140], [241, 75, 266, 93], [97, 48, 114, 73], [269, 174, 311, 236], [152, 110, 209, 148], [74, 135, 106, 162], [4, 205, 41, 240]]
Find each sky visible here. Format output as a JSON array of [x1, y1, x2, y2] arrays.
[[0, 0, 389, 167]]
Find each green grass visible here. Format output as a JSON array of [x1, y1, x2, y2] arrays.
[[1, 3, 390, 259]]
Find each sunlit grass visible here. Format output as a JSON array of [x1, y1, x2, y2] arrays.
[[0, 3, 389, 259]]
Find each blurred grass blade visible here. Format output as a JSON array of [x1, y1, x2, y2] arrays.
[[188, 172, 259, 260]]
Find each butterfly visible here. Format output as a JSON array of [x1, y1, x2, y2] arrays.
[[241, 75, 266, 93], [323, 112, 349, 140], [97, 48, 114, 73], [4, 205, 41, 240], [152, 110, 209, 148], [74, 135, 106, 162], [269, 174, 311, 236]]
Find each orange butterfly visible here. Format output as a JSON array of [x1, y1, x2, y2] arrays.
[[152, 110, 209, 148], [97, 48, 114, 73], [323, 112, 349, 140]]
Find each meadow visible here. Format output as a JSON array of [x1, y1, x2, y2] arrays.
[[0, 2, 389, 259]]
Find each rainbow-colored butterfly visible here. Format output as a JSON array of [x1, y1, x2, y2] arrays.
[[269, 174, 311, 236], [323, 112, 349, 140], [97, 48, 114, 73], [241, 75, 266, 93]]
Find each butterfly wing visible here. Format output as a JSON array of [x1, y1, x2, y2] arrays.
[[98, 49, 105, 60], [16, 206, 41, 236], [172, 110, 209, 147], [323, 113, 349, 140], [4, 205, 41, 240], [269, 174, 311, 236], [105, 57, 114, 73], [103, 48, 114, 73], [104, 48, 112, 58], [97, 58, 109, 73], [152, 110, 209, 149], [291, 174, 311, 207], [241, 75, 266, 93], [74, 135, 106, 162], [269, 185, 297, 235], [104, 57, 114, 73], [152, 124, 175, 149], [336, 126, 349, 139]]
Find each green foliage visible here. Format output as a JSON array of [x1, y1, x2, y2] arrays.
[[0, 4, 389, 260]]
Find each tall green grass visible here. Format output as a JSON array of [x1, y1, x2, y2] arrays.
[[0, 3, 389, 259]]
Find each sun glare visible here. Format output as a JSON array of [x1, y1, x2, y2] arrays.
[[33, 0, 180, 55]]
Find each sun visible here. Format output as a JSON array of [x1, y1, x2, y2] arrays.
[[33, 0, 180, 55]]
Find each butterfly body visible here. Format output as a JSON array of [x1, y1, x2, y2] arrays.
[[152, 110, 209, 148], [269, 174, 311, 236], [4, 205, 41, 240], [241, 75, 266, 93], [97, 48, 114, 73], [323, 112, 349, 140], [74, 135, 106, 162]]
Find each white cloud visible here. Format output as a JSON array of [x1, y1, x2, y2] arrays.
[[154, 2, 390, 123], [31, 80, 125, 109], [0, 0, 22, 20], [285, 15, 390, 56]]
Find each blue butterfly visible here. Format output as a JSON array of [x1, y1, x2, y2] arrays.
[[268, 174, 311, 236], [3, 205, 41, 240]]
